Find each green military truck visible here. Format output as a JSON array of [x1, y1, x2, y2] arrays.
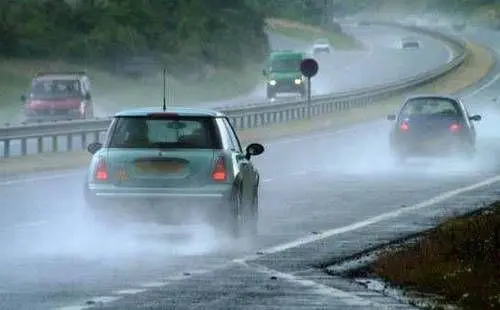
[[262, 51, 307, 99]]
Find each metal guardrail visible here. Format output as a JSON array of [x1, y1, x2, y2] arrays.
[[0, 22, 468, 158]]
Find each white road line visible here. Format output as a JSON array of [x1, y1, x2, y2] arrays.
[[462, 73, 500, 99], [445, 44, 455, 62], [112, 289, 147, 295], [238, 262, 389, 308], [0, 221, 48, 232], [235, 174, 500, 263], [0, 171, 83, 186]]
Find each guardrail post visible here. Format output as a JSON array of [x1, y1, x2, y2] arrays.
[[81, 132, 87, 150], [67, 134, 72, 151], [3, 140, 10, 158], [51, 136, 58, 152], [21, 139, 27, 156], [93, 131, 99, 144], [37, 137, 43, 153]]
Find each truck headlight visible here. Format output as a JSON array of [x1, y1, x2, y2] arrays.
[[294, 78, 302, 85], [269, 80, 277, 86]]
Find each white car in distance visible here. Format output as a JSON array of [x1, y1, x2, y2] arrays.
[[400, 36, 420, 49], [311, 38, 332, 55]]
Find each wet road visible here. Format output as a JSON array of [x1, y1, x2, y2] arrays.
[[0, 27, 495, 309]]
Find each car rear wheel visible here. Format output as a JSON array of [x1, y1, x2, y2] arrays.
[[219, 188, 257, 239]]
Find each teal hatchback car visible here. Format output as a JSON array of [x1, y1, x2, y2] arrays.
[[84, 107, 265, 237]]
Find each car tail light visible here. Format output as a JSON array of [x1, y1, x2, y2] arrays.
[[211, 156, 227, 182], [95, 158, 108, 181], [449, 123, 462, 133], [399, 121, 409, 131]]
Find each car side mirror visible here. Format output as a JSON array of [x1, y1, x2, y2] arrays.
[[87, 142, 102, 154], [469, 114, 481, 121], [84, 93, 92, 100], [21, 94, 26, 102], [387, 114, 396, 121], [245, 143, 265, 159]]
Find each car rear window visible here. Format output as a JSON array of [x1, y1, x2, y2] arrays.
[[30, 79, 81, 99], [107, 115, 220, 149], [400, 98, 461, 118]]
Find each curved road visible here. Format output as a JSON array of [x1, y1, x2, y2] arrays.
[[0, 27, 484, 310], [174, 23, 455, 109]]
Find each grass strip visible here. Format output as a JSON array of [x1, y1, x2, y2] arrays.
[[369, 201, 500, 310], [0, 40, 493, 176]]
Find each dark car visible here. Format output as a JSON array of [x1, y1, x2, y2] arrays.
[[21, 72, 94, 122], [84, 107, 265, 238], [387, 95, 481, 163]]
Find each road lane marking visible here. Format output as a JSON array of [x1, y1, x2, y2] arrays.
[[235, 174, 500, 263], [237, 262, 389, 308], [112, 289, 147, 295], [0, 171, 83, 186], [462, 73, 500, 99], [0, 220, 48, 232], [445, 44, 455, 62]]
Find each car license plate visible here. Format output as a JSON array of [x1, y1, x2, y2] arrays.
[[135, 160, 185, 173], [421, 139, 440, 149]]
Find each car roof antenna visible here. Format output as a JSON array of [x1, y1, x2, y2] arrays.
[[162, 66, 167, 111]]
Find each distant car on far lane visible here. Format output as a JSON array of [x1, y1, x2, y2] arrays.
[[387, 95, 481, 163], [83, 107, 265, 238], [400, 36, 420, 49], [21, 72, 94, 122], [311, 38, 332, 55]]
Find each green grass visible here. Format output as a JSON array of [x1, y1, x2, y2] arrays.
[[371, 202, 500, 310], [0, 57, 263, 123], [265, 18, 363, 50]]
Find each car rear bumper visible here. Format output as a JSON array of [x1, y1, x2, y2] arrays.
[[85, 184, 234, 222], [86, 184, 231, 205], [392, 138, 472, 156], [268, 84, 304, 93]]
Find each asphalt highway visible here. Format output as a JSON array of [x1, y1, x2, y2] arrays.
[[0, 26, 493, 310], [0, 23, 453, 158]]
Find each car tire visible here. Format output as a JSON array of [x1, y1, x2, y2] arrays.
[[246, 188, 259, 237], [219, 186, 258, 239], [224, 189, 243, 238]]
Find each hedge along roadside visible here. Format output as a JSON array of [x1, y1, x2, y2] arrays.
[[0, 22, 467, 161], [0, 37, 493, 177]]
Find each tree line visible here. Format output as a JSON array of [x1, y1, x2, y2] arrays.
[[0, 0, 271, 79]]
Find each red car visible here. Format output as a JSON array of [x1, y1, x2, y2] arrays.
[[21, 72, 94, 122]]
